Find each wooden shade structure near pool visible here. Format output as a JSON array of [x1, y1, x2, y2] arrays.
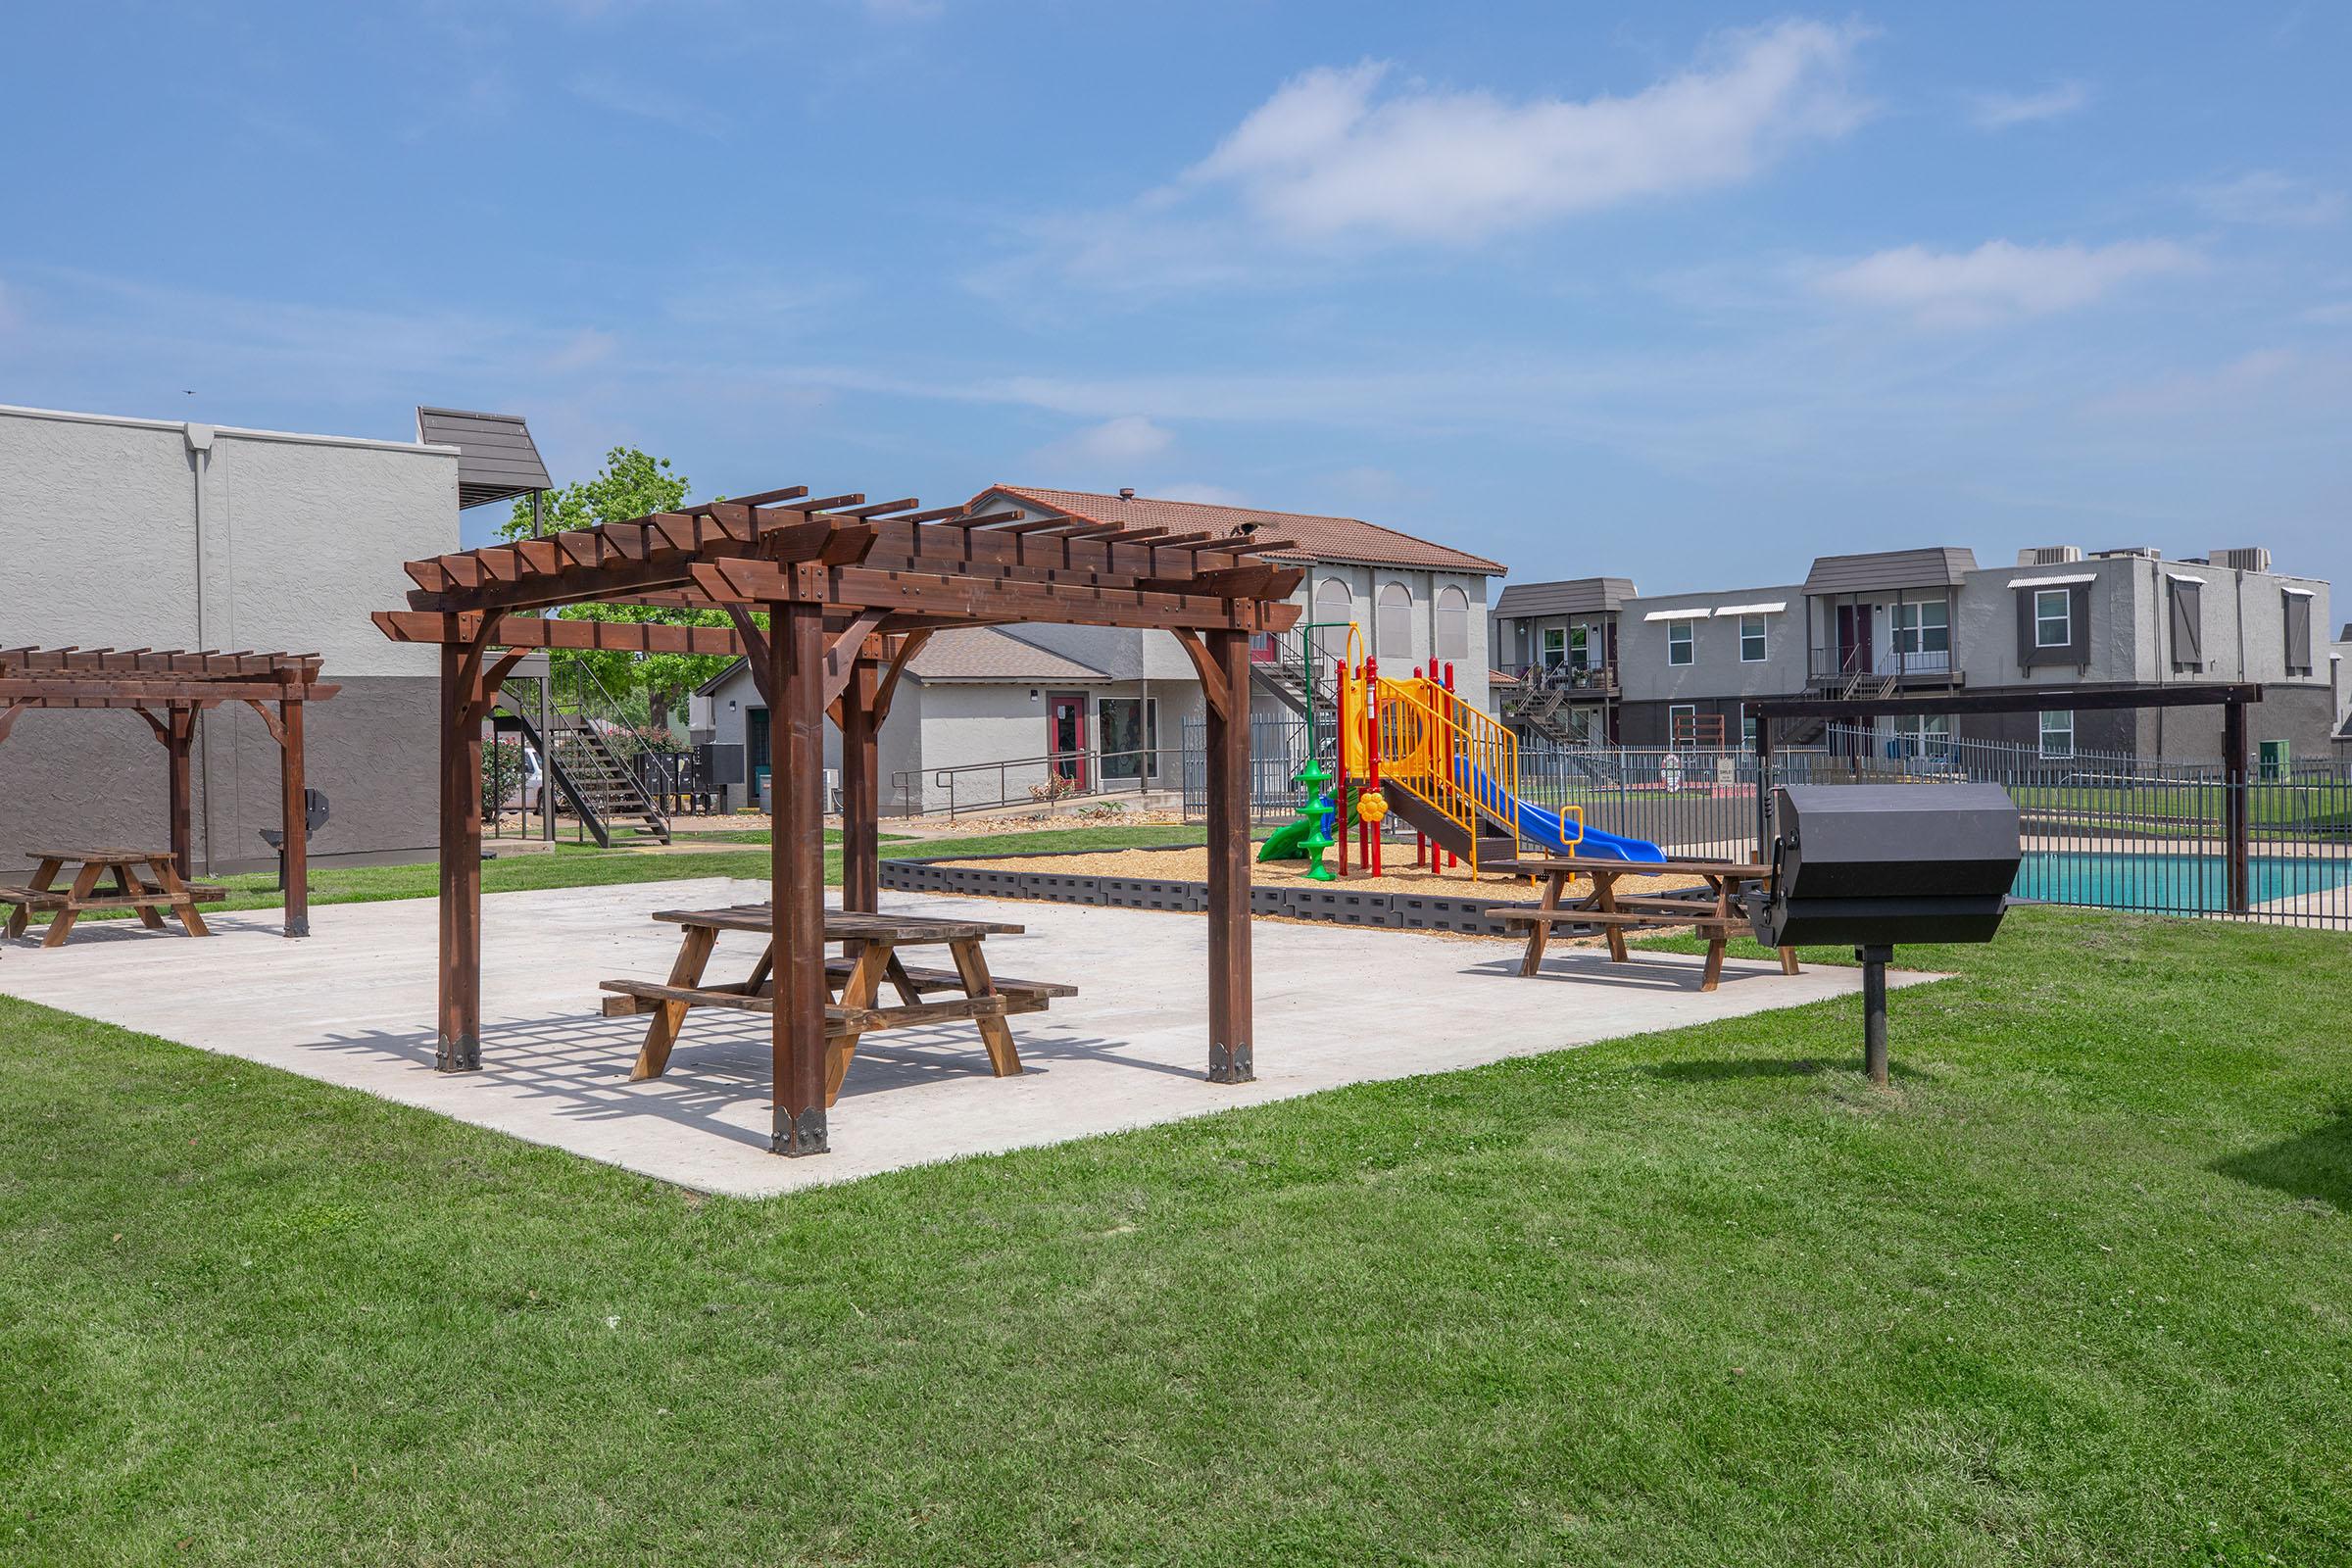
[[0, 646, 339, 937], [375, 485, 1302, 1155]]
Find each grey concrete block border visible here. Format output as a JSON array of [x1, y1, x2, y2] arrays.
[[880, 843, 1580, 936]]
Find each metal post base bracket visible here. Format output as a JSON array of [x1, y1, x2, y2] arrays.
[[436, 1035, 482, 1073], [285, 916, 310, 939], [1207, 1040, 1255, 1084], [773, 1105, 830, 1156]]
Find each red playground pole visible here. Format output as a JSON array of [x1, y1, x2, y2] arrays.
[[1363, 656, 1383, 876], [1410, 664, 1428, 867], [1442, 662, 1458, 870], [1334, 657, 1349, 878]]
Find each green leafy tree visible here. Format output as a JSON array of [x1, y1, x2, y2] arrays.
[[504, 447, 743, 730]]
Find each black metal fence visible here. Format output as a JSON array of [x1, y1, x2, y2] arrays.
[[1182, 716, 2352, 927], [1780, 724, 2352, 927]]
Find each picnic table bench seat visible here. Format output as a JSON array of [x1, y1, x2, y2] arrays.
[[1481, 855, 1796, 993], [607, 904, 1076, 1103], [3, 849, 223, 948]]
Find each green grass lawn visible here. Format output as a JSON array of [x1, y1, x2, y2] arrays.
[[2, 908, 2347, 1564], [173, 822, 1205, 918]]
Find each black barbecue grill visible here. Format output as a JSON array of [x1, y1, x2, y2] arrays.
[[1747, 783, 2022, 1083]]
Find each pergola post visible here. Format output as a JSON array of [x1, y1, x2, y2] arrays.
[[840, 655, 882, 913], [437, 637, 490, 1071], [1203, 627, 1254, 1084], [771, 598, 831, 1155], [279, 696, 309, 938], [2224, 696, 2250, 914], [166, 703, 195, 880]]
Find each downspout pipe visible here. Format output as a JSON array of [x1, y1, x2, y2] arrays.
[[185, 422, 216, 873]]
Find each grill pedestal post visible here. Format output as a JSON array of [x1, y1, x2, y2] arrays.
[[1858, 943, 1891, 1086]]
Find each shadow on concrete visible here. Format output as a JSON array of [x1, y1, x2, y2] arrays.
[[307, 1005, 1173, 1156], [1457, 954, 1797, 994], [2212, 1113, 2352, 1212]]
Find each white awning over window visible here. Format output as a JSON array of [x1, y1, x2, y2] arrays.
[[2165, 571, 2206, 584], [2009, 573, 2096, 588], [2282, 587, 2316, 598], [1711, 602, 1788, 617], [1642, 607, 1713, 621]]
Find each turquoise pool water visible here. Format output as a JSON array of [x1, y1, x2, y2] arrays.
[[2016, 851, 2352, 911]]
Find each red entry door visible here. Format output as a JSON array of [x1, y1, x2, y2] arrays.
[[1836, 604, 1874, 674], [1047, 693, 1087, 785]]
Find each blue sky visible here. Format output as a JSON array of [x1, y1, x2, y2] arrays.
[[6, 2, 2348, 596]]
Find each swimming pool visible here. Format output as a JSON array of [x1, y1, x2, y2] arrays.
[[2015, 851, 2352, 912]]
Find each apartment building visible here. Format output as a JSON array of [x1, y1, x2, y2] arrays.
[[1494, 542, 2335, 762], [693, 485, 1505, 813]]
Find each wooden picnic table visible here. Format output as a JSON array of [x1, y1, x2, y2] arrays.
[[1, 848, 225, 949], [1483, 856, 1797, 993], [600, 906, 1076, 1104]]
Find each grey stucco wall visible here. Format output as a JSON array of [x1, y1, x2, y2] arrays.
[[1616, 585, 1806, 708], [0, 406, 458, 873], [1295, 563, 1492, 712]]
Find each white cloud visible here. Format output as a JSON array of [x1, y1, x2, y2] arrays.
[[2190, 171, 2346, 228], [993, 18, 1871, 295], [2085, 348, 2303, 419], [1057, 416, 1174, 464], [1149, 482, 1254, 507], [1963, 80, 2090, 130], [1815, 239, 2203, 326], [1182, 21, 1869, 244], [2304, 301, 2352, 326], [566, 73, 723, 135]]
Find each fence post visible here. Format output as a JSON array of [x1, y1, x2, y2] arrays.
[[2224, 698, 2250, 913]]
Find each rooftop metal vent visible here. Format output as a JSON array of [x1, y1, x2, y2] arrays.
[[2093, 547, 2162, 560], [2015, 545, 2084, 566]]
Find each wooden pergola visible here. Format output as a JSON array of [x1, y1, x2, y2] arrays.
[[374, 484, 1302, 1155], [0, 647, 339, 936]]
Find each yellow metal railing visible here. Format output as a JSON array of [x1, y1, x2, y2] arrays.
[[1357, 674, 1520, 871]]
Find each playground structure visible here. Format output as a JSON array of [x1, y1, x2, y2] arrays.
[[1262, 630, 1666, 877]]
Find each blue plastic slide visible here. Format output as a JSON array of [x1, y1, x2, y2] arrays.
[[1461, 762, 1666, 863]]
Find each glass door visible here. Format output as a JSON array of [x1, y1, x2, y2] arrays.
[[1047, 693, 1088, 784]]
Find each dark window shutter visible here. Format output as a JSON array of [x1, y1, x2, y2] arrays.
[[2169, 579, 2202, 670], [2015, 588, 2034, 668], [2070, 584, 2091, 668], [2284, 593, 2312, 672]]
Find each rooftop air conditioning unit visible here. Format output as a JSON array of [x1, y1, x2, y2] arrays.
[[2015, 545, 2084, 566], [2093, 547, 2162, 560], [2210, 547, 2273, 573]]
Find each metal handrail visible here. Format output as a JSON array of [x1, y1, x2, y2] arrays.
[[889, 746, 1165, 818]]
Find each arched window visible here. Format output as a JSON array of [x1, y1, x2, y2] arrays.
[[1377, 583, 1413, 660], [1313, 577, 1352, 661], [1434, 584, 1470, 662]]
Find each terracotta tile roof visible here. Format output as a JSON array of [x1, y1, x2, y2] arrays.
[[905, 626, 1113, 683], [694, 627, 1110, 697], [980, 485, 1507, 576]]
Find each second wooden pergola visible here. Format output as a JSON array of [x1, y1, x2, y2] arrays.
[[0, 646, 337, 937], [375, 484, 1302, 1155]]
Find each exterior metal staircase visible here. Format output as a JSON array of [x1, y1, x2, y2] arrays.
[[492, 664, 670, 849]]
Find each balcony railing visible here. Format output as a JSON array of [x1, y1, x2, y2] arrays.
[[1807, 647, 1958, 685], [1499, 662, 1618, 698]]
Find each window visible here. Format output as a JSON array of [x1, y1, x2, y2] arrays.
[[1540, 626, 1566, 669], [2039, 710, 2075, 760], [1569, 623, 1591, 670], [2168, 578, 2203, 673], [1668, 621, 1693, 666], [1434, 585, 1470, 662], [1376, 583, 1413, 660], [1892, 598, 1950, 656], [1313, 577, 1352, 662], [2034, 589, 2072, 649], [1098, 697, 1157, 780], [1667, 704, 1696, 744], [1891, 714, 1952, 760], [1740, 706, 1758, 749], [1740, 613, 1768, 663]]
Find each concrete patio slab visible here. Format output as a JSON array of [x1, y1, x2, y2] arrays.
[[0, 879, 1938, 1197]]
